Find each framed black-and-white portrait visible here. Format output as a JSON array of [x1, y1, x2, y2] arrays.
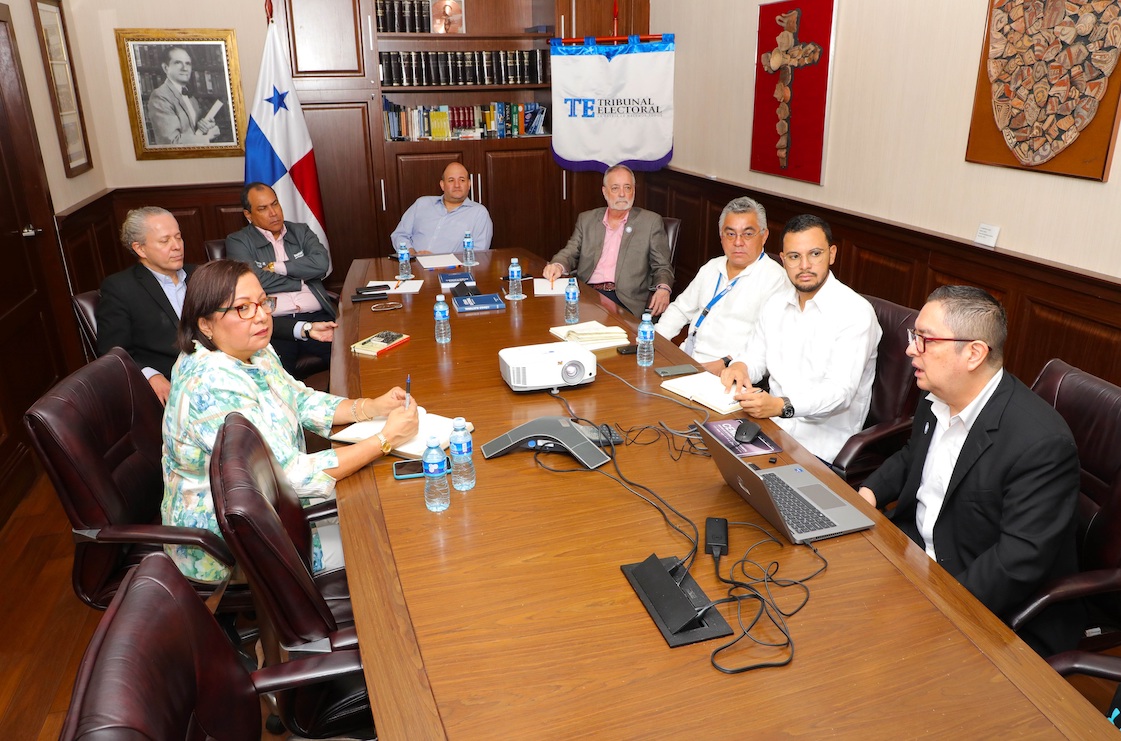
[[115, 28, 246, 160]]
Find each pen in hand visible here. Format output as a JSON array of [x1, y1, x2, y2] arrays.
[[405, 374, 411, 410]]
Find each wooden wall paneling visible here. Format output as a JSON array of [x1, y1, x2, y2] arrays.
[[666, 188, 706, 291], [480, 145, 560, 258], [285, 0, 367, 77], [215, 205, 247, 240], [557, 0, 649, 38], [161, 207, 207, 267], [302, 102, 381, 286], [1013, 296, 1121, 384], [839, 232, 926, 308]]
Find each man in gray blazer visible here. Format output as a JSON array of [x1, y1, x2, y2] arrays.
[[542, 165, 674, 316], [145, 46, 219, 146], [225, 182, 336, 375]]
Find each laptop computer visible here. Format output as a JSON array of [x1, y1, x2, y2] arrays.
[[695, 422, 874, 544]]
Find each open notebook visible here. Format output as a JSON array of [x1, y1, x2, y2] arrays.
[[549, 320, 630, 351], [659, 372, 742, 415], [330, 407, 473, 458]]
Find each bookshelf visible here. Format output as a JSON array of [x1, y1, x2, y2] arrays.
[[369, 1, 560, 254]]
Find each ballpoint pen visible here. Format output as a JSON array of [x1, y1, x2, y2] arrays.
[[395, 278, 402, 289], [405, 374, 411, 410]]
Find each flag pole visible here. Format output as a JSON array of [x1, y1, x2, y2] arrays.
[[265, 0, 273, 22]]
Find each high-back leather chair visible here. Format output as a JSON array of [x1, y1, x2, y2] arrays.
[[1009, 359, 1121, 649], [211, 413, 372, 737], [22, 347, 246, 612], [71, 290, 100, 360], [204, 238, 226, 262], [59, 552, 368, 741], [831, 295, 921, 487], [662, 216, 681, 267]]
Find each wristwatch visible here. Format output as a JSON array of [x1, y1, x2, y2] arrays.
[[722, 356, 733, 368], [302, 322, 312, 339], [375, 432, 392, 455], [780, 396, 795, 419]]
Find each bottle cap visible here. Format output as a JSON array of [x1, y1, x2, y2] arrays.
[[436, 295, 446, 302], [453, 416, 466, 427], [642, 313, 652, 321], [427, 436, 440, 447]]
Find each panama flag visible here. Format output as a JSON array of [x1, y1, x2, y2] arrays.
[[245, 20, 330, 263]]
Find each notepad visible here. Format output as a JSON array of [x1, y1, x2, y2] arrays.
[[548, 320, 630, 350], [533, 278, 567, 296], [659, 372, 743, 415], [330, 407, 474, 459], [416, 254, 462, 270], [385, 280, 425, 294]]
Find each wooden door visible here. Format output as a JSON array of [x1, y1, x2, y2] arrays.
[[0, 4, 75, 524]]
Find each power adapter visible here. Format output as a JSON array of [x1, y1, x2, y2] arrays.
[[705, 517, 728, 557]]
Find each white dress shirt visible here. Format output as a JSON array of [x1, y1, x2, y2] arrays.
[[915, 368, 1004, 559], [656, 254, 788, 364], [732, 273, 881, 461]]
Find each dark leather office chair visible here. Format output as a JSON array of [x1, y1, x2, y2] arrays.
[[1008, 359, 1121, 650], [23, 347, 250, 613], [211, 412, 373, 738], [71, 290, 100, 360], [204, 238, 227, 262], [59, 552, 367, 741], [662, 216, 681, 267], [831, 295, 921, 488]]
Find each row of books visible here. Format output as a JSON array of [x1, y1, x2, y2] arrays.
[[375, 0, 436, 34], [379, 49, 550, 88], [382, 100, 547, 141]]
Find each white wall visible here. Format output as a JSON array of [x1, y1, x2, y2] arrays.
[[652, 0, 1121, 280], [14, 0, 268, 212]]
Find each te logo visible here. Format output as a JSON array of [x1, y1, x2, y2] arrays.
[[564, 98, 596, 118]]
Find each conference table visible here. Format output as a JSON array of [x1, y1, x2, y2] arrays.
[[330, 249, 1113, 739]]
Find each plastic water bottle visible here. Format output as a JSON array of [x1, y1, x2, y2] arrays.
[[637, 312, 655, 367], [422, 436, 450, 512], [507, 257, 525, 300], [564, 277, 580, 324], [462, 231, 477, 266], [449, 417, 475, 491], [434, 295, 451, 344], [396, 241, 413, 280]]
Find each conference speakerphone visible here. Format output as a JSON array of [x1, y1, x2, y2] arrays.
[[481, 417, 611, 469]]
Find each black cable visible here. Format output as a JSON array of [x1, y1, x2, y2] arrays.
[[703, 525, 828, 674]]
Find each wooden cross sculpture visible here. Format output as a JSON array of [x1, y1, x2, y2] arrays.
[[760, 10, 822, 168]]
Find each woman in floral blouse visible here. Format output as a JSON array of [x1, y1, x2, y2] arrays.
[[161, 259, 419, 582]]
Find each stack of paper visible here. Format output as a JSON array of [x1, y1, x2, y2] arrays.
[[549, 320, 629, 351], [659, 372, 742, 415], [416, 254, 462, 270], [533, 278, 567, 296], [330, 407, 474, 459]]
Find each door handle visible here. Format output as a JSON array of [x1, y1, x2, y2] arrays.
[[12, 224, 42, 237]]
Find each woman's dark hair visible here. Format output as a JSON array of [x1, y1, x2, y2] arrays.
[[177, 259, 252, 354]]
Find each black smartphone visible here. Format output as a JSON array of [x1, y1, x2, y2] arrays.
[[392, 459, 425, 480], [654, 364, 697, 377], [616, 344, 638, 355]]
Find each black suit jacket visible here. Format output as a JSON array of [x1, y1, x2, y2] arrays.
[[97, 263, 197, 378], [224, 221, 336, 320], [96, 263, 302, 378], [864, 371, 1083, 655]]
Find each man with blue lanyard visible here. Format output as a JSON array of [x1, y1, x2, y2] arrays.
[[656, 196, 788, 373]]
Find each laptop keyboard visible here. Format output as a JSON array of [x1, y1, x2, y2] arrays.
[[760, 473, 837, 534]]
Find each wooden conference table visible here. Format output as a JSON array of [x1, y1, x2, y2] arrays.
[[331, 249, 1113, 739]]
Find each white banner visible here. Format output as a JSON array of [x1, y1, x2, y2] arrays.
[[550, 35, 674, 171]]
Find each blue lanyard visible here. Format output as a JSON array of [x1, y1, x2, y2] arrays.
[[691, 254, 762, 336]]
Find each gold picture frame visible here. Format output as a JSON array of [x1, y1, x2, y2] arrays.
[[32, 0, 92, 177], [115, 28, 246, 160]]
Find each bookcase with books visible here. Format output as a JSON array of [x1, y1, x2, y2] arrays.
[[370, 0, 560, 257]]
